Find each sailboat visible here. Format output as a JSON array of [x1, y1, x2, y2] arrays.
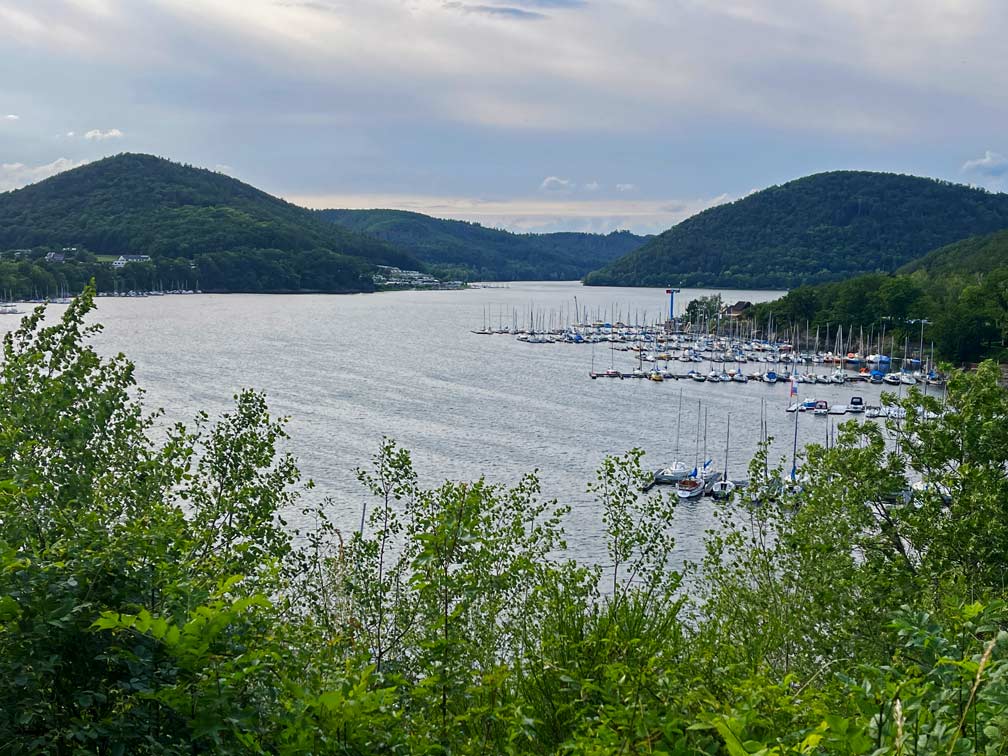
[[653, 389, 690, 484], [782, 401, 803, 496], [709, 415, 736, 500], [676, 406, 718, 499]]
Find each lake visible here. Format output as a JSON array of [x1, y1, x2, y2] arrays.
[[4, 282, 912, 568]]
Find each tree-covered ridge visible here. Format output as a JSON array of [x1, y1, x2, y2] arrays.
[[750, 229, 1008, 363], [584, 170, 1008, 289], [899, 227, 1008, 275], [318, 208, 648, 281], [0, 154, 418, 293]]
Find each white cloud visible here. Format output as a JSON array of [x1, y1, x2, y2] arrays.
[[287, 190, 733, 234], [539, 175, 575, 192], [3, 114, 18, 121], [45, 0, 1001, 138], [66, 131, 75, 137], [0, 157, 90, 192], [84, 128, 124, 140], [962, 149, 1008, 191], [963, 150, 1008, 176], [615, 183, 636, 193], [583, 180, 600, 191]]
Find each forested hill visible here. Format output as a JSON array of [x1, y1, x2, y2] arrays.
[[317, 208, 647, 281], [899, 227, 1008, 275], [750, 229, 1008, 363], [583, 171, 1008, 289], [0, 154, 418, 292]]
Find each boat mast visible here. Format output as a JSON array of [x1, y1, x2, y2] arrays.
[[674, 388, 683, 462], [723, 414, 730, 480], [791, 402, 799, 480]]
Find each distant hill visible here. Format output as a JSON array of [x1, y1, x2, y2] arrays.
[[899, 228, 1008, 276], [584, 171, 1008, 289], [0, 154, 417, 293], [317, 209, 647, 281]]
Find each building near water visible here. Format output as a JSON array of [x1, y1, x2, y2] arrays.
[[112, 254, 152, 268]]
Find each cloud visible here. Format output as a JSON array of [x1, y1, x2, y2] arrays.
[[962, 150, 1008, 191], [273, 1, 342, 12], [615, 183, 636, 193], [3, 114, 19, 121], [84, 128, 124, 140], [539, 175, 576, 192], [442, 3, 546, 20], [517, 0, 585, 6], [963, 150, 1008, 177], [583, 181, 600, 191], [0, 157, 90, 192]]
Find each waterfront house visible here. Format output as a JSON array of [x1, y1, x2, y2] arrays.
[[112, 254, 152, 268]]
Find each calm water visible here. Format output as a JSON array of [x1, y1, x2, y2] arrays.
[[5, 282, 912, 567]]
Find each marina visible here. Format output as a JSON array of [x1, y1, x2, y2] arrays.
[[471, 293, 947, 410], [2, 282, 942, 564]]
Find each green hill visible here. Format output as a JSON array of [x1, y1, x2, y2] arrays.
[[0, 154, 418, 293], [899, 228, 1008, 276], [317, 208, 647, 281], [584, 171, 1008, 289], [750, 228, 1008, 364]]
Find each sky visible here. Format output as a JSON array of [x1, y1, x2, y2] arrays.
[[1, 0, 1007, 234]]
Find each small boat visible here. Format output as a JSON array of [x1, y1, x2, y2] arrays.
[[764, 371, 778, 384], [813, 400, 829, 416], [710, 417, 736, 500], [653, 461, 690, 485], [848, 396, 865, 413], [676, 476, 706, 499], [865, 405, 882, 418], [652, 390, 689, 487]]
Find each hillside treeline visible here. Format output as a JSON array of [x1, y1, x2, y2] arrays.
[[751, 229, 1008, 363], [586, 171, 1008, 288]]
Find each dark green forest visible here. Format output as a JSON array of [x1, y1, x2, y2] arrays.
[[6, 289, 1008, 753], [0, 154, 416, 293], [900, 227, 1008, 276], [585, 171, 1008, 289], [0, 248, 379, 298], [317, 208, 647, 281], [750, 229, 1008, 363]]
